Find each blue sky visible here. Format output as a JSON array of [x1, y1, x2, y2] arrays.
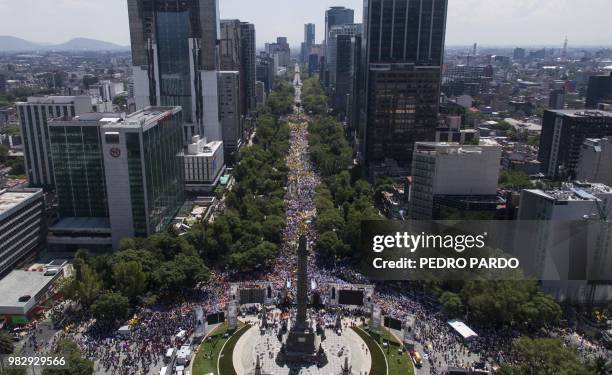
[[1, 0, 611, 47]]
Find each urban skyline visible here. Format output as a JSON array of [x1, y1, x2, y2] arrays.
[[1, 0, 612, 48], [0, 0, 611, 373]]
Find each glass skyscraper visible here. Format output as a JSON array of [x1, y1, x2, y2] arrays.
[[128, 0, 221, 142], [360, 0, 448, 173], [49, 115, 109, 218], [101, 107, 185, 248]]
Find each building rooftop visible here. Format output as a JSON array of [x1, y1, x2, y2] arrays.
[[0, 270, 59, 313], [186, 135, 223, 156], [0, 188, 42, 218], [50, 217, 111, 231], [526, 182, 612, 202], [415, 141, 501, 155], [547, 109, 612, 118], [99, 106, 181, 131], [18, 95, 88, 105], [49, 112, 125, 126]]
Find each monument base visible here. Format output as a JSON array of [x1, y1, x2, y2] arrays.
[[285, 329, 317, 357]]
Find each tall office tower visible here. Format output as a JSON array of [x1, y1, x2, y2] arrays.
[[538, 109, 612, 179], [17, 96, 94, 188], [256, 54, 275, 94], [585, 73, 612, 109], [577, 138, 612, 186], [409, 140, 502, 219], [333, 31, 362, 118], [0, 188, 46, 277], [127, 0, 222, 143], [327, 24, 362, 90], [101, 107, 185, 249], [513, 48, 525, 61], [220, 20, 257, 117], [267, 37, 291, 67], [517, 181, 612, 305], [549, 89, 566, 110], [361, 0, 448, 173], [218, 71, 242, 160], [49, 114, 111, 219], [302, 23, 316, 63], [239, 22, 257, 113], [0, 73, 6, 94], [220, 20, 242, 71], [255, 81, 266, 108], [441, 65, 493, 97], [513, 48, 526, 60], [325, 7, 354, 86]]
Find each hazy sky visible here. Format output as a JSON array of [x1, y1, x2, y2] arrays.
[[1, 0, 612, 48]]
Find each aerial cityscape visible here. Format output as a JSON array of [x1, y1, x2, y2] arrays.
[[0, 1, 612, 375]]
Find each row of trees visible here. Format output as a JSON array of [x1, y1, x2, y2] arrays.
[[303, 80, 381, 262], [264, 79, 295, 116], [184, 83, 293, 272], [438, 279, 561, 328], [0, 143, 25, 176], [498, 337, 609, 375], [301, 77, 328, 115], [61, 232, 210, 324]]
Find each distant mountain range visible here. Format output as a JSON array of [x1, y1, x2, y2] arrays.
[[0, 36, 129, 52]]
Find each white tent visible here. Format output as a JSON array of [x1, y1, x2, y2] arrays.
[[117, 325, 131, 336], [448, 320, 478, 340]]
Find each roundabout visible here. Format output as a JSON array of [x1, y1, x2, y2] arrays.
[[232, 314, 372, 375]]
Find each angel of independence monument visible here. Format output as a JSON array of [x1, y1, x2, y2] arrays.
[[280, 236, 322, 360]]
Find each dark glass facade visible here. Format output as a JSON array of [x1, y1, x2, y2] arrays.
[[361, 0, 448, 169], [141, 112, 185, 233], [585, 73, 612, 109], [50, 124, 108, 217], [538, 110, 612, 179], [156, 10, 193, 123]]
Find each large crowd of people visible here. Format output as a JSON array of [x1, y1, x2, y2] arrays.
[[16, 69, 609, 375]]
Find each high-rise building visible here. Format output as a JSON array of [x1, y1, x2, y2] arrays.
[[127, 0, 221, 142], [256, 54, 275, 94], [409, 140, 502, 219], [0, 73, 6, 94], [101, 107, 185, 249], [576, 138, 612, 186], [549, 89, 566, 110], [255, 81, 266, 108], [0, 188, 46, 277], [441, 65, 493, 97], [324, 7, 355, 87], [218, 71, 242, 159], [240, 22, 257, 113], [361, 0, 448, 171], [333, 32, 362, 118], [585, 73, 612, 109], [220, 20, 257, 117], [266, 38, 291, 68], [517, 181, 612, 304], [538, 109, 612, 179], [220, 20, 242, 71], [327, 24, 362, 90], [513, 47, 526, 60], [302, 23, 316, 63], [49, 114, 111, 219], [325, 6, 355, 52], [17, 96, 94, 188]]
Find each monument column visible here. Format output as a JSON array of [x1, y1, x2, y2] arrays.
[[295, 235, 308, 328]]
